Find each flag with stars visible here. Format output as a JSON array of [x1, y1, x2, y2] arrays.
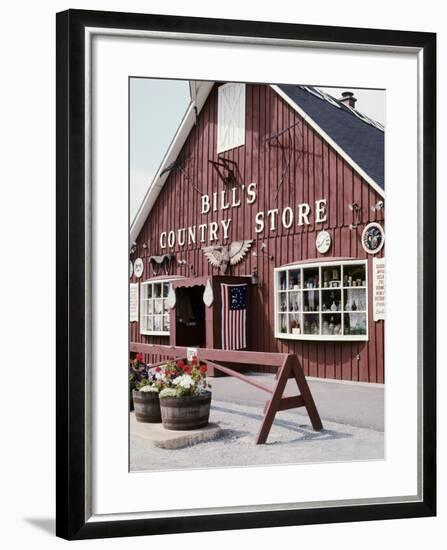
[[221, 283, 247, 350]]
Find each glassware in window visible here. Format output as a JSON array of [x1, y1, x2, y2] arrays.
[[289, 314, 301, 334], [344, 313, 367, 335], [279, 314, 288, 333], [163, 315, 169, 331], [279, 271, 287, 291], [303, 267, 319, 289], [288, 291, 301, 312], [303, 290, 319, 312], [303, 313, 319, 335], [154, 316, 162, 332], [153, 283, 161, 298], [289, 269, 301, 289]]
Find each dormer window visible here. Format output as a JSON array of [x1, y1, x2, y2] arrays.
[[217, 83, 246, 154]]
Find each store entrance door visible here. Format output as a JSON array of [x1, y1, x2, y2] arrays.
[[174, 286, 206, 348]]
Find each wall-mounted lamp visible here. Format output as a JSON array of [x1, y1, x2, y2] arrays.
[[250, 266, 259, 286], [252, 243, 274, 260], [348, 201, 361, 229], [371, 200, 384, 212]]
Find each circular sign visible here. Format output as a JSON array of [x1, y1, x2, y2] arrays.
[[361, 223, 385, 254], [316, 230, 332, 254], [133, 258, 144, 278], [129, 260, 133, 278]]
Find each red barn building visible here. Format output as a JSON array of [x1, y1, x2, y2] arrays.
[[129, 82, 385, 383]]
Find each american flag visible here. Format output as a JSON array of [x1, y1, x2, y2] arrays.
[[221, 283, 247, 350]]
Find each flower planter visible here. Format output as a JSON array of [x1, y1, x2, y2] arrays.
[[160, 391, 211, 431], [129, 385, 135, 411], [132, 389, 161, 423]]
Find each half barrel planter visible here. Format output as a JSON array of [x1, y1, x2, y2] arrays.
[[132, 389, 162, 423], [160, 391, 211, 430]]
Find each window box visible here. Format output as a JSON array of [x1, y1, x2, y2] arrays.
[[274, 260, 368, 341]]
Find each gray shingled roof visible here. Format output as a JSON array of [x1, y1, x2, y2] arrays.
[[278, 85, 384, 189]]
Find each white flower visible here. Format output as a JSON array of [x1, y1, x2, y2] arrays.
[[173, 374, 193, 389], [139, 385, 158, 393], [159, 388, 177, 398]]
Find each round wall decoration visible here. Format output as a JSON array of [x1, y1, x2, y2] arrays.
[[166, 285, 176, 309], [361, 222, 385, 254], [129, 260, 133, 278], [133, 258, 144, 278], [203, 278, 214, 307], [316, 230, 332, 254]]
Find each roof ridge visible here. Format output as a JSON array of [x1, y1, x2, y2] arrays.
[[298, 85, 384, 132]]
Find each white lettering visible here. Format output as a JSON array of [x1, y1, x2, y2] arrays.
[[201, 194, 210, 214], [167, 231, 175, 248], [315, 199, 327, 223], [282, 206, 294, 229], [255, 212, 265, 233], [231, 187, 241, 207], [199, 224, 207, 242], [297, 203, 311, 226], [177, 228, 186, 246], [267, 208, 279, 231], [188, 226, 196, 245], [246, 182, 257, 204], [220, 190, 230, 210], [221, 218, 231, 240], [209, 221, 218, 241], [212, 192, 218, 212], [160, 231, 167, 249]]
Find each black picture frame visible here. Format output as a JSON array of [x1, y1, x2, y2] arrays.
[[56, 9, 436, 540]]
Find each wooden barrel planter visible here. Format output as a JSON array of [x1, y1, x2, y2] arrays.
[[160, 391, 211, 431], [132, 389, 161, 423], [129, 386, 134, 411]]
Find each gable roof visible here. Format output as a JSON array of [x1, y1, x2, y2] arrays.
[[130, 82, 384, 245], [276, 84, 384, 190]]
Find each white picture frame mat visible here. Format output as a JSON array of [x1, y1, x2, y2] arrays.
[[91, 31, 419, 516]]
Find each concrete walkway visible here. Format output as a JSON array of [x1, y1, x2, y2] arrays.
[[209, 373, 384, 432], [130, 375, 384, 472]]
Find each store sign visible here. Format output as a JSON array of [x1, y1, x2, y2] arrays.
[[373, 257, 385, 321], [129, 283, 139, 322], [187, 347, 198, 362], [159, 182, 328, 249]]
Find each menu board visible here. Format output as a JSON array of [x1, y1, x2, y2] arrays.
[[373, 257, 385, 321], [129, 283, 139, 322]]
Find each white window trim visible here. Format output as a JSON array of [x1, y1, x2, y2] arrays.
[[139, 278, 177, 336], [274, 259, 369, 342]]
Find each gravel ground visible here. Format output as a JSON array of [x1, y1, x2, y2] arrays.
[[130, 399, 384, 472]]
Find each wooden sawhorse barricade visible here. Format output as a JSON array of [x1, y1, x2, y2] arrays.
[[130, 343, 323, 444]]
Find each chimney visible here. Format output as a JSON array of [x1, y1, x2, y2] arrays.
[[340, 91, 357, 109]]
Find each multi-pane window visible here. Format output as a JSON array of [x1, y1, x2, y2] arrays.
[[140, 280, 172, 336], [275, 261, 368, 341]]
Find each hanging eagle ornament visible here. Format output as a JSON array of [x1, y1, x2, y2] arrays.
[[202, 240, 253, 274]]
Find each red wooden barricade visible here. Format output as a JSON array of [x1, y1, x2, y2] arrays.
[[130, 343, 323, 444]]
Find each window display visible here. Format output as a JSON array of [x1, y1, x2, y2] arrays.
[[275, 261, 368, 340]]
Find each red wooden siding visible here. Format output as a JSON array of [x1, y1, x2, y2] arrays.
[[130, 84, 385, 383]]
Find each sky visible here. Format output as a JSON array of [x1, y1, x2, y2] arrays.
[[130, 79, 385, 223]]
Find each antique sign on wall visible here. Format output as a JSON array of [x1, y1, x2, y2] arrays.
[[129, 283, 139, 322], [373, 257, 385, 321]]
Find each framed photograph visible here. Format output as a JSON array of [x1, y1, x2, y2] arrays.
[[56, 9, 436, 540]]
